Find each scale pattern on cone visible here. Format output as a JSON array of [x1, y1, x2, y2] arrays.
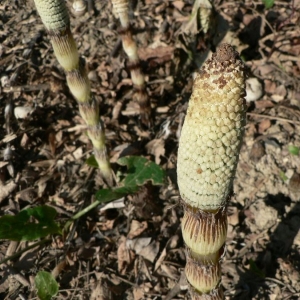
[[177, 44, 246, 299], [178, 44, 246, 211]]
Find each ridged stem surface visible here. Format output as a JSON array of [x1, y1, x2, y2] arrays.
[[193, 0, 213, 34], [111, 0, 151, 127], [177, 44, 246, 299], [34, 0, 113, 185]]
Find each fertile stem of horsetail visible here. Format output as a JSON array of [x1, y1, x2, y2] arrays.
[[111, 0, 151, 127], [33, 0, 113, 186], [177, 44, 246, 299], [190, 0, 213, 34], [198, 0, 213, 34]]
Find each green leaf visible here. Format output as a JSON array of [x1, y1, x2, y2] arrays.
[[279, 170, 288, 182], [288, 145, 299, 156], [85, 155, 98, 168], [95, 156, 165, 203], [35, 271, 59, 300], [249, 259, 265, 278], [0, 206, 61, 241], [95, 186, 139, 203], [262, 0, 274, 9], [117, 156, 165, 187]]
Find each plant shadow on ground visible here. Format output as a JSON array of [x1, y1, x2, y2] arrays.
[[233, 193, 300, 300]]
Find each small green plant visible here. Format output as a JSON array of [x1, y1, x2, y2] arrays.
[[249, 259, 266, 279], [0, 156, 165, 298], [279, 170, 288, 182], [0, 205, 60, 241], [262, 0, 275, 9], [288, 145, 299, 156], [35, 271, 59, 300], [0, 156, 164, 243]]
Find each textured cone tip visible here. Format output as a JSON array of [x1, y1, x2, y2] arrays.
[[34, 0, 69, 31], [35, 0, 79, 70], [177, 43, 246, 211]]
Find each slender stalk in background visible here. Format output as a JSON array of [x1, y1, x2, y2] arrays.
[[183, 0, 214, 37], [197, 0, 213, 34], [33, 0, 113, 186], [111, 0, 151, 127], [177, 44, 246, 299]]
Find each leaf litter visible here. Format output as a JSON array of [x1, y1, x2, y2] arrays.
[[0, 0, 300, 299]]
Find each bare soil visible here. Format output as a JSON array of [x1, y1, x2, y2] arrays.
[[0, 0, 300, 299]]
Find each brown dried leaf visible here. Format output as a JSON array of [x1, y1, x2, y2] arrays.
[[138, 45, 174, 65], [117, 236, 135, 275], [249, 141, 265, 163], [20, 133, 30, 148], [90, 275, 113, 300], [264, 79, 277, 94], [173, 0, 185, 10], [255, 100, 274, 109], [154, 235, 179, 271], [48, 132, 56, 156], [127, 220, 148, 239], [258, 119, 271, 133], [145, 138, 165, 164], [97, 219, 115, 231], [122, 101, 140, 116], [160, 263, 179, 280], [16, 187, 37, 202], [0, 179, 17, 202], [138, 240, 160, 263], [133, 286, 145, 300], [51, 260, 67, 279]]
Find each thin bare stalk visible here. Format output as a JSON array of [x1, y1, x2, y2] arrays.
[[184, 0, 213, 36], [111, 0, 151, 127], [177, 44, 246, 299], [33, 0, 113, 186]]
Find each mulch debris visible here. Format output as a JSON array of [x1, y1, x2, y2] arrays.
[[0, 0, 300, 299]]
